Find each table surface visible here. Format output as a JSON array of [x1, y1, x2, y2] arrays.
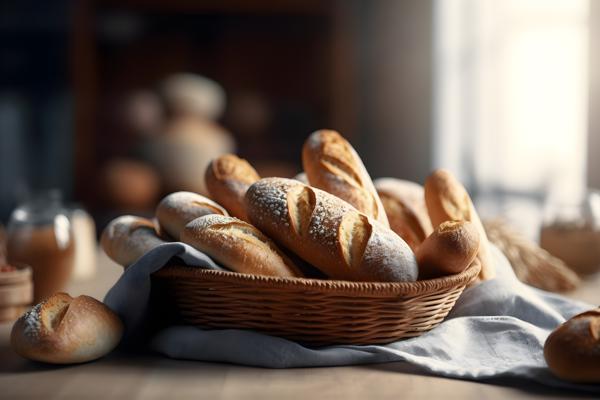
[[1, 251, 599, 400]]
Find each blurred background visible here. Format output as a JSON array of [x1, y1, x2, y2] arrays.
[[0, 0, 598, 237]]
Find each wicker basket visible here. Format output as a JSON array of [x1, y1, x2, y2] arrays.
[[153, 260, 481, 346]]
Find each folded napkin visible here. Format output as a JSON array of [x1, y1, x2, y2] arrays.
[[104, 243, 600, 393]]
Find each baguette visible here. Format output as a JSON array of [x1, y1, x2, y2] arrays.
[[181, 214, 302, 278], [156, 191, 228, 239], [544, 308, 600, 383], [11, 293, 123, 364], [416, 220, 480, 279], [245, 177, 417, 282], [424, 169, 495, 281], [204, 154, 260, 222], [375, 178, 433, 250], [302, 130, 389, 227], [101, 216, 167, 268]]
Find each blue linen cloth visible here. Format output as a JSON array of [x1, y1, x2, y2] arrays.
[[104, 243, 600, 393]]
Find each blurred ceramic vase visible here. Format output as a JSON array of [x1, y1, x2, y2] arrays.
[[142, 116, 235, 195], [6, 190, 75, 303], [541, 190, 600, 275], [161, 73, 226, 120]]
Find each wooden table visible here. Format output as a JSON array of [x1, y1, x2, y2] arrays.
[[1, 251, 599, 399]]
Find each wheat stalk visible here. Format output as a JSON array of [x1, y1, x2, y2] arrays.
[[483, 218, 580, 292]]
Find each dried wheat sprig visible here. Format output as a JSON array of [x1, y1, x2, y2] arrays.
[[484, 219, 580, 292]]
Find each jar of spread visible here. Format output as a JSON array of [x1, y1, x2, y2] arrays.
[[6, 190, 75, 303]]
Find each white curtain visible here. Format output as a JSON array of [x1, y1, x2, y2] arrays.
[[433, 0, 589, 233]]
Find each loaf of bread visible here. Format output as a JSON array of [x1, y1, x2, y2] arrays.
[[181, 214, 303, 278], [245, 177, 417, 282], [204, 154, 260, 222], [156, 191, 228, 239], [424, 169, 495, 281], [11, 292, 123, 364], [544, 308, 600, 383], [374, 178, 433, 250], [302, 130, 389, 227], [416, 220, 480, 279], [101, 215, 167, 268]]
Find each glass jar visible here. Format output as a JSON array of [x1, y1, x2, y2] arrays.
[[6, 190, 75, 303]]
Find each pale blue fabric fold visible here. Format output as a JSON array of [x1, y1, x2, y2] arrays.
[[104, 243, 600, 393]]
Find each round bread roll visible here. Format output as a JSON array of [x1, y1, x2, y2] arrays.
[[11, 292, 123, 364], [416, 220, 480, 279], [101, 215, 167, 268], [156, 191, 228, 240], [245, 177, 417, 282], [181, 214, 302, 278], [375, 178, 433, 250], [302, 130, 389, 227], [424, 169, 495, 281], [544, 308, 600, 383], [204, 154, 260, 222]]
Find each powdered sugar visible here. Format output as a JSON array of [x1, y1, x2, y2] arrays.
[[22, 302, 43, 339]]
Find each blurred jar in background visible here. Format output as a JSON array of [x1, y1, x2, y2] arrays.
[[70, 206, 97, 281], [140, 73, 235, 195], [6, 190, 75, 303], [540, 190, 600, 276]]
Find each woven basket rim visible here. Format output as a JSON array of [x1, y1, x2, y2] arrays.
[[154, 258, 481, 297]]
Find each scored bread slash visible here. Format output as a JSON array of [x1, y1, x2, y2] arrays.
[[302, 130, 390, 228], [205, 154, 261, 222], [156, 191, 228, 240], [181, 214, 303, 278], [245, 177, 417, 282], [424, 169, 495, 281], [11, 293, 123, 364]]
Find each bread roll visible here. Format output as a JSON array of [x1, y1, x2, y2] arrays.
[[204, 154, 260, 222], [375, 178, 433, 250], [181, 214, 302, 278], [156, 191, 228, 239], [544, 308, 600, 383], [245, 178, 417, 282], [302, 130, 389, 227], [424, 169, 495, 281], [11, 292, 123, 364], [416, 220, 480, 279], [101, 216, 167, 268]]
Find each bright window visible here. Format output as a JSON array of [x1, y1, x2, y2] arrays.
[[433, 0, 589, 231]]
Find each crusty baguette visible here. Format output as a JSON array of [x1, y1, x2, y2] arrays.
[[204, 154, 260, 222], [245, 177, 417, 282], [424, 169, 495, 281], [156, 191, 228, 240], [11, 293, 123, 364], [181, 214, 303, 278], [416, 220, 480, 279], [374, 178, 433, 250], [302, 130, 389, 227], [101, 215, 167, 268], [544, 308, 600, 383]]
